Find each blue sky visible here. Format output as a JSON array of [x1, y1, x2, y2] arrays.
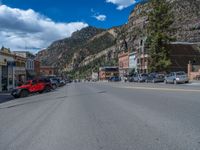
[[0, 0, 142, 52]]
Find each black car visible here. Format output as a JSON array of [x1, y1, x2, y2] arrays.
[[146, 73, 165, 83]]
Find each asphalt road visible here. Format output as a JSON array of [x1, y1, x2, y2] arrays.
[[0, 82, 200, 150]]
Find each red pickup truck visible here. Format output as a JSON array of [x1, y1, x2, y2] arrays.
[[11, 78, 53, 98]]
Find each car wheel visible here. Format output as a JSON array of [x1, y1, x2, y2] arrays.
[[52, 84, 57, 89], [20, 90, 29, 98], [44, 86, 51, 92], [39, 91, 43, 94], [185, 81, 189, 84], [173, 80, 177, 85], [13, 95, 20, 98]]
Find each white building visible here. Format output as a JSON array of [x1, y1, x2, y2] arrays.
[[129, 51, 137, 74], [13, 51, 35, 80]]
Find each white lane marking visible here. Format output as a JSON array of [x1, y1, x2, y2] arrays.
[[115, 86, 200, 92]]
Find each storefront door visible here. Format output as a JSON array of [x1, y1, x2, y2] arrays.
[[2, 66, 8, 91]]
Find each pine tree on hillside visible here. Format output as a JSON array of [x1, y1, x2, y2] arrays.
[[147, 0, 174, 72]]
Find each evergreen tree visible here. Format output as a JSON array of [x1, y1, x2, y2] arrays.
[[147, 0, 174, 72]]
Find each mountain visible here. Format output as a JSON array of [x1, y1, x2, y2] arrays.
[[37, 26, 105, 66], [117, 0, 200, 53], [37, 0, 200, 76], [171, 0, 200, 42], [36, 26, 117, 72]]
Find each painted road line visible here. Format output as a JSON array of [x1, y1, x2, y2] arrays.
[[115, 86, 200, 92]]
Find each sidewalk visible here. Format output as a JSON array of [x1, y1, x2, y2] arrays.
[[0, 91, 14, 104], [190, 80, 200, 83], [185, 80, 200, 86]]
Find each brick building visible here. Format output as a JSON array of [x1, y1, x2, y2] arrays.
[[34, 60, 40, 77], [40, 66, 55, 76], [118, 51, 129, 78]]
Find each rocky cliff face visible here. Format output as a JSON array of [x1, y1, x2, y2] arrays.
[[38, 27, 105, 67], [171, 0, 200, 42], [38, 26, 117, 72], [118, 0, 200, 53], [37, 0, 200, 73]]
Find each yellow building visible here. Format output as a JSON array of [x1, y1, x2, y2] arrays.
[[0, 47, 15, 91]]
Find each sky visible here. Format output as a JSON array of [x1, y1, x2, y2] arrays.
[[0, 0, 142, 52]]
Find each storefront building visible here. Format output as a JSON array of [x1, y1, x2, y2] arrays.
[[13, 55, 26, 86], [118, 51, 129, 78], [40, 66, 55, 76], [14, 51, 36, 80], [0, 47, 15, 92], [129, 52, 137, 75], [137, 37, 148, 73], [99, 66, 119, 80], [34, 60, 41, 77]]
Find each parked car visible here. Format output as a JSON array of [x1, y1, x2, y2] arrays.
[[49, 78, 59, 89], [48, 77, 66, 87], [164, 71, 189, 84], [59, 79, 66, 86], [108, 76, 121, 82], [131, 73, 148, 82], [11, 79, 53, 98], [146, 73, 165, 83], [128, 75, 136, 82], [65, 79, 72, 83]]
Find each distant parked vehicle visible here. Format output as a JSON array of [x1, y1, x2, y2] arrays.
[[47, 77, 66, 87], [49, 78, 59, 89], [131, 73, 148, 82], [146, 73, 165, 83], [108, 76, 121, 82], [164, 71, 189, 84], [67, 79, 72, 83], [11, 78, 53, 98], [59, 79, 66, 86]]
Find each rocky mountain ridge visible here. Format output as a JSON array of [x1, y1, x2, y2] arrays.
[[37, 0, 200, 74]]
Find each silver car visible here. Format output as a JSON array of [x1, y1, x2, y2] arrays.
[[165, 71, 189, 84]]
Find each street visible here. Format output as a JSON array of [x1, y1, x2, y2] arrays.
[[0, 82, 200, 150]]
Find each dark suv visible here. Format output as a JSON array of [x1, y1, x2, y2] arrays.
[[11, 78, 53, 98], [146, 73, 165, 83]]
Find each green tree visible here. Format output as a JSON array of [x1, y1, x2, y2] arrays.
[[147, 0, 174, 72]]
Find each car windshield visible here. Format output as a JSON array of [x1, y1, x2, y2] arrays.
[[176, 72, 185, 76], [24, 81, 31, 85], [141, 74, 148, 77]]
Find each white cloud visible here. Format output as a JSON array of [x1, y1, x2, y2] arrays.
[[106, 0, 136, 10], [91, 8, 106, 22], [0, 5, 88, 52], [94, 14, 107, 21]]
